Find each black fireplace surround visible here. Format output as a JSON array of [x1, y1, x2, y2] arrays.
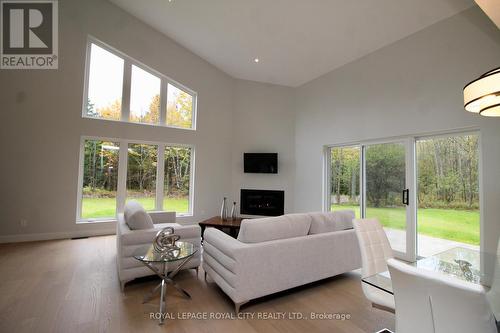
[[240, 189, 284, 216]]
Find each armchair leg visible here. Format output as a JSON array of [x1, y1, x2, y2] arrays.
[[204, 271, 207, 281], [195, 266, 199, 277], [234, 301, 248, 314]]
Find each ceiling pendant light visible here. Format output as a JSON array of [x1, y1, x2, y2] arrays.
[[463, 67, 500, 116]]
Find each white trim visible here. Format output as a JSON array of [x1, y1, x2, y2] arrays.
[[81, 39, 92, 118], [121, 59, 131, 122], [160, 77, 167, 126], [82, 36, 197, 130], [0, 228, 116, 244], [406, 137, 417, 262], [322, 145, 331, 212], [360, 145, 366, 218], [156, 144, 166, 210], [117, 139, 128, 214], [186, 145, 196, 216], [76, 137, 85, 221], [325, 126, 479, 148], [478, 131, 485, 282]]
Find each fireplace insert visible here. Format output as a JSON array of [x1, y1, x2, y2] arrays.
[[240, 189, 284, 216]]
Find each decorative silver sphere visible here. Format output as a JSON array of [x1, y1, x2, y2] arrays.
[[153, 227, 180, 255]]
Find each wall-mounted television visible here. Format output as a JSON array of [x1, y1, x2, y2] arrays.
[[244, 153, 278, 174]]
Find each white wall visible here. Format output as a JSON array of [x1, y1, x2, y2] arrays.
[[230, 80, 295, 215], [294, 7, 500, 255], [0, 0, 234, 241]]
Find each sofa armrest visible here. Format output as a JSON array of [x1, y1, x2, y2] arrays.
[[203, 228, 247, 259]]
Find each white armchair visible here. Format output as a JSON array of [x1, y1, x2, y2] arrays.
[[116, 210, 201, 290], [388, 258, 498, 333]]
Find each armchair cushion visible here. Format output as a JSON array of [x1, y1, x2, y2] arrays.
[[124, 200, 154, 230]]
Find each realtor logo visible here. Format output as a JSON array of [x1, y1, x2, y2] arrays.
[[1, 0, 58, 69]]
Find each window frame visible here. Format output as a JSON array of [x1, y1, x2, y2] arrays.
[[82, 36, 198, 130], [76, 135, 195, 223]]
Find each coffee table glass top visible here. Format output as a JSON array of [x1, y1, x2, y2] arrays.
[[362, 247, 495, 295], [134, 241, 197, 263]]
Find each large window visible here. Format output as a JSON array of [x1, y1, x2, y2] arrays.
[[127, 144, 158, 211], [164, 146, 192, 214], [83, 38, 197, 129], [166, 83, 194, 129], [77, 138, 194, 221], [80, 140, 120, 219], [327, 131, 481, 260], [130, 65, 161, 124], [86, 44, 123, 120]]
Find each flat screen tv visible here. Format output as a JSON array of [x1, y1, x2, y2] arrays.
[[244, 153, 278, 174]]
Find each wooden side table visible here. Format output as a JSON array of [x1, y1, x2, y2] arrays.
[[199, 216, 244, 240]]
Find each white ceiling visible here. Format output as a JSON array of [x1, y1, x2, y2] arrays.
[[109, 0, 475, 87]]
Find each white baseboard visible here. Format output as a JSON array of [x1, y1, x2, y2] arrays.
[[0, 228, 116, 244]]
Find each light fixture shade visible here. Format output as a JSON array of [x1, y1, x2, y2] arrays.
[[463, 67, 500, 116]]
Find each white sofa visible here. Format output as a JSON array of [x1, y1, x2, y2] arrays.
[[116, 210, 201, 290], [202, 211, 361, 312]]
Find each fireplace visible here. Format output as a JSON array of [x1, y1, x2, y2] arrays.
[[240, 189, 284, 216]]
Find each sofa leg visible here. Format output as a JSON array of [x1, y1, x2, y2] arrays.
[[234, 301, 248, 314], [204, 271, 207, 282], [120, 281, 126, 292], [195, 266, 199, 277]]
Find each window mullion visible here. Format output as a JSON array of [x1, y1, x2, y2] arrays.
[[188, 146, 195, 215], [361, 145, 366, 219], [156, 144, 166, 211], [76, 138, 85, 220], [117, 141, 128, 213], [121, 61, 131, 122], [160, 78, 167, 125]]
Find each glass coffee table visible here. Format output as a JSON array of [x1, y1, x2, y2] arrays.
[[362, 247, 494, 295], [134, 241, 198, 325]]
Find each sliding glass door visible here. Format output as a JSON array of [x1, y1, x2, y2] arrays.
[[327, 131, 480, 261], [365, 142, 410, 257], [329, 139, 415, 260], [416, 133, 480, 257], [330, 146, 361, 218]]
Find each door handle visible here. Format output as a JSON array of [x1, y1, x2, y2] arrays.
[[402, 189, 409, 205]]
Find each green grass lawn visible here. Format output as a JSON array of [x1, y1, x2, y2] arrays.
[[82, 197, 478, 246], [82, 197, 189, 219], [332, 204, 479, 245]]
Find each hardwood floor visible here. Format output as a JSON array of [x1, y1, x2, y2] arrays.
[[0, 236, 394, 333]]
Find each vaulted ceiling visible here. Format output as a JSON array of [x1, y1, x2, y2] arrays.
[[109, 0, 475, 87]]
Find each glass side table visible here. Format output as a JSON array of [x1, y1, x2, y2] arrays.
[[134, 241, 198, 325]]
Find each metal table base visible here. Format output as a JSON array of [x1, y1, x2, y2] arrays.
[[140, 254, 194, 325]]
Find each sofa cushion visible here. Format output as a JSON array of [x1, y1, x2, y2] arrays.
[[124, 200, 154, 230], [237, 213, 312, 243], [308, 210, 355, 234]]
